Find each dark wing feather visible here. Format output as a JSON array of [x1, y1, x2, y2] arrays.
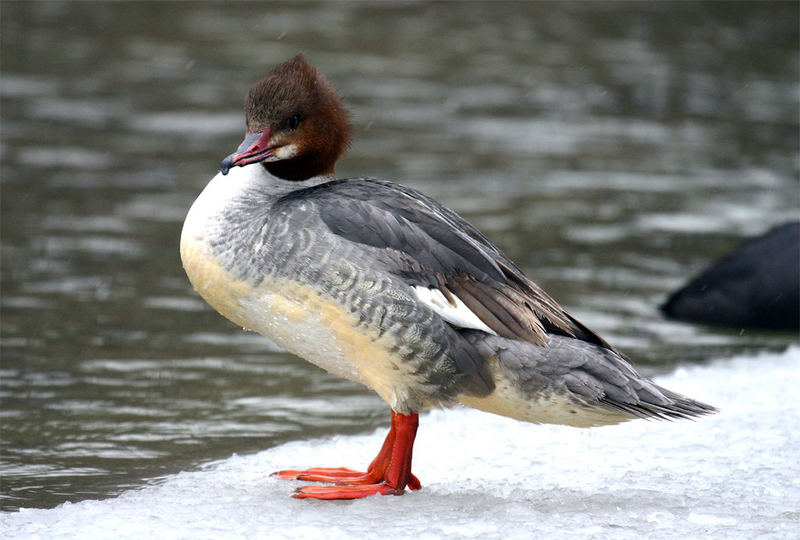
[[278, 177, 613, 351]]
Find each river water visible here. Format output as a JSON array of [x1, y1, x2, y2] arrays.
[[1, 1, 798, 531]]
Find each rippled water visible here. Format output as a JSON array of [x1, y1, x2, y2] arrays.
[[1, 2, 798, 512]]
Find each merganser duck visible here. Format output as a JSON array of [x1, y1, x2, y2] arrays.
[[180, 55, 717, 500]]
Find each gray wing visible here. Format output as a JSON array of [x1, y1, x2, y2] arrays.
[[463, 331, 717, 420], [276, 177, 613, 351]]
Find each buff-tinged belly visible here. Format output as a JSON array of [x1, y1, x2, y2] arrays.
[[180, 233, 253, 328], [180, 232, 419, 409]]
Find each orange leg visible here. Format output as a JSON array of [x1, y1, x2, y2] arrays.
[[272, 410, 421, 499]]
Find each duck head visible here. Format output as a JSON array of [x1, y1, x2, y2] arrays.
[[220, 54, 352, 181]]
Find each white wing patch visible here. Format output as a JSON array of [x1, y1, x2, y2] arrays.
[[412, 286, 497, 335]]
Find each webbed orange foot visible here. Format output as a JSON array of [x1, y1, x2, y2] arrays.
[[292, 483, 403, 500], [272, 411, 420, 500]]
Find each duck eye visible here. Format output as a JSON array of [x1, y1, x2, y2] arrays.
[[287, 114, 302, 130]]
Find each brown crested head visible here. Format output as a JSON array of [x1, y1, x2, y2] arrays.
[[220, 54, 352, 181]]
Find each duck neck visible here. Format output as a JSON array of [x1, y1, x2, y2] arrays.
[[265, 153, 335, 182]]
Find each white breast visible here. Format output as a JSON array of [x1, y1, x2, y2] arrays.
[[180, 166, 421, 409], [181, 165, 265, 246]]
